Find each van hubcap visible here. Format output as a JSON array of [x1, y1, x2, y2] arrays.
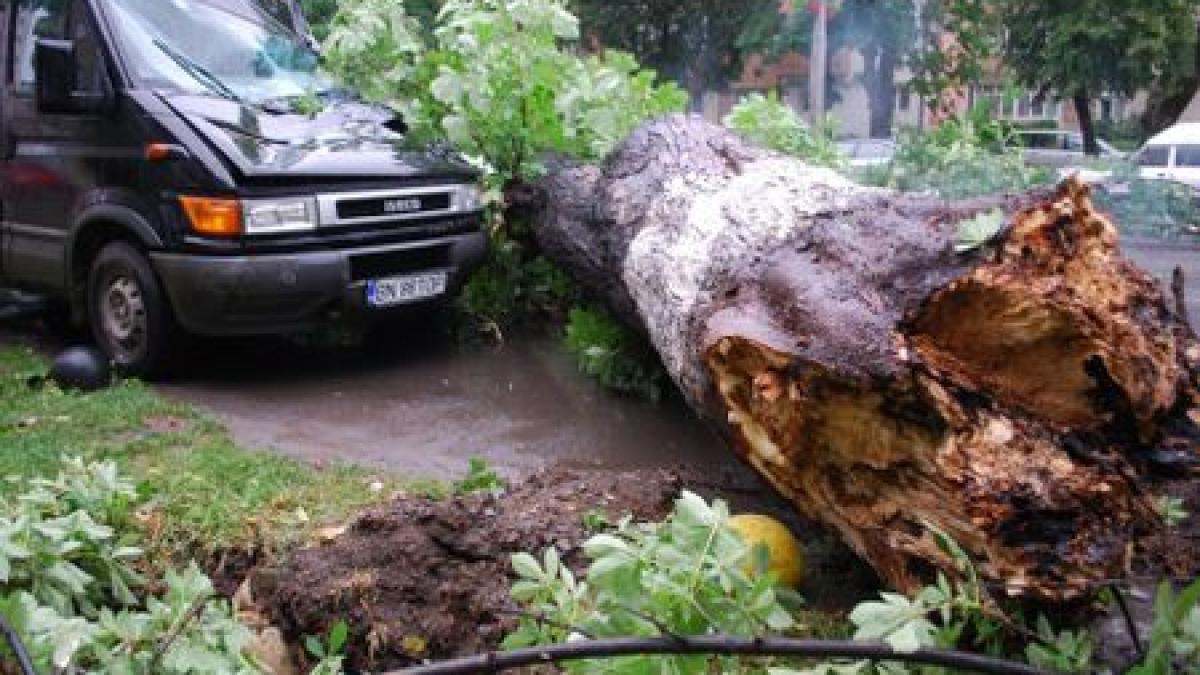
[[102, 276, 146, 356]]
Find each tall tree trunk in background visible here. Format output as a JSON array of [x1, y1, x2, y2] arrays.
[[530, 115, 1200, 601], [1074, 92, 1100, 155], [868, 44, 898, 138]]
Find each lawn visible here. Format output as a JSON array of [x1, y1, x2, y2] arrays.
[[0, 345, 438, 568]]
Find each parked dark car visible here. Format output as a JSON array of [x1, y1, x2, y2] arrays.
[[0, 0, 488, 375]]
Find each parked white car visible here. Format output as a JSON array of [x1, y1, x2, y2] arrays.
[[836, 139, 896, 168], [1011, 129, 1123, 167], [1132, 122, 1200, 190]]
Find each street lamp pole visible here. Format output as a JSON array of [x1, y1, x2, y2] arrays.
[[809, 0, 828, 124]]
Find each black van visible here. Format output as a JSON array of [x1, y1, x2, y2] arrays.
[[1, 0, 488, 375]]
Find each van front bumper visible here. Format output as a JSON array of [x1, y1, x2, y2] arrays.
[[151, 232, 487, 336]]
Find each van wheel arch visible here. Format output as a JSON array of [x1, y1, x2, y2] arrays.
[[68, 218, 161, 323]]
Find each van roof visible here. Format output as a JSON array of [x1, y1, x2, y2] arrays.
[[1145, 122, 1200, 146]]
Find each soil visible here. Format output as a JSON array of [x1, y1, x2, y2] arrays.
[[253, 464, 878, 673]]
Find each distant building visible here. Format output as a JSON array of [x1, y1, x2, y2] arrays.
[[702, 9, 1145, 138]]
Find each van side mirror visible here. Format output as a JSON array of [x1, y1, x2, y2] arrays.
[[34, 38, 112, 114]]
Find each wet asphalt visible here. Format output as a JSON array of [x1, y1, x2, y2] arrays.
[[155, 326, 741, 480]]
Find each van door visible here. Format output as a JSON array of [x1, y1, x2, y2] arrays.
[[2, 0, 112, 292]]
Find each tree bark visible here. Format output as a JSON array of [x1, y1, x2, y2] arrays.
[[861, 42, 898, 138], [531, 115, 1200, 601], [1073, 92, 1100, 156]]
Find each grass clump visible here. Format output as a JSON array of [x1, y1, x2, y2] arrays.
[[0, 347, 421, 567]]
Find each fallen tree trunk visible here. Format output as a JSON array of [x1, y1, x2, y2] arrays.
[[531, 114, 1200, 601]]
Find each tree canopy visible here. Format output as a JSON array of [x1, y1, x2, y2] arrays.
[[569, 0, 782, 94], [1001, 0, 1198, 152]]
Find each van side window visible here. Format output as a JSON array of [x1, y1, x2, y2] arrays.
[[1175, 145, 1200, 168], [12, 0, 70, 92], [1136, 145, 1170, 167]]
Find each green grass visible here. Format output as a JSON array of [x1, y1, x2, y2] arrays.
[[0, 346, 442, 567]]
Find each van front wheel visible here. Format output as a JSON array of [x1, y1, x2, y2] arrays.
[[88, 242, 175, 378]]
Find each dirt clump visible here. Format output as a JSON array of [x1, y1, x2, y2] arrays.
[[253, 464, 873, 672]]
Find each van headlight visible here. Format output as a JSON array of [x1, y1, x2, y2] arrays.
[[243, 197, 319, 234], [453, 184, 484, 212]]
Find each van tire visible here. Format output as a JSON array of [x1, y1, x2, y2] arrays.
[[87, 242, 176, 378]]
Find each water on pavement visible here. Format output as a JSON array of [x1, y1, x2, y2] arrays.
[[157, 327, 743, 480]]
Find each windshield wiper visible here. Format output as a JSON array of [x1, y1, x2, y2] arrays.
[[152, 38, 244, 104]]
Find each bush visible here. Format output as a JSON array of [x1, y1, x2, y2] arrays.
[[859, 106, 1052, 199], [457, 238, 581, 329], [723, 92, 843, 168], [503, 491, 800, 673], [0, 457, 264, 673], [564, 307, 666, 400]]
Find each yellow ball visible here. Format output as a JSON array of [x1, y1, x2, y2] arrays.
[[727, 514, 805, 589]]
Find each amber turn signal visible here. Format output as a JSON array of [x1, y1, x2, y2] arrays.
[[179, 196, 242, 237], [144, 143, 188, 161]]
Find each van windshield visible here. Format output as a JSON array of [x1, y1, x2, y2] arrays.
[[102, 0, 330, 104]]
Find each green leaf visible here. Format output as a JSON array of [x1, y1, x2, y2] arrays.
[[673, 491, 713, 528], [328, 619, 349, 654], [511, 552, 542, 580], [305, 634, 326, 659]]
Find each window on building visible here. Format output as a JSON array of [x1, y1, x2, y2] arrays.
[[1017, 95, 1030, 118], [1136, 145, 1170, 167], [1031, 95, 1045, 118], [1175, 145, 1200, 167], [897, 86, 911, 112]]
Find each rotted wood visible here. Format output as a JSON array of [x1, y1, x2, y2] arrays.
[[531, 114, 1200, 601]]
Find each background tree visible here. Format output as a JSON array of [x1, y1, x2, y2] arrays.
[[828, 0, 915, 137], [570, 0, 782, 99], [1002, 0, 1197, 155]]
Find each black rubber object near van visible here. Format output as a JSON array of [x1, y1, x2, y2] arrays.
[[1, 0, 488, 376]]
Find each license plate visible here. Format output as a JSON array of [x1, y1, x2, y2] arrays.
[[366, 272, 447, 307]]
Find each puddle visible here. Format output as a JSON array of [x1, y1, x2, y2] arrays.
[[157, 325, 741, 480]]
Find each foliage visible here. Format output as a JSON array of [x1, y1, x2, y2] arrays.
[[570, 0, 781, 92], [906, 0, 998, 108], [1000, 0, 1197, 152], [724, 93, 843, 168], [858, 107, 1051, 199], [0, 458, 263, 674], [0, 457, 143, 619], [323, 0, 688, 183], [503, 491, 800, 673], [1127, 578, 1200, 674], [452, 457, 508, 496], [954, 209, 1005, 252], [794, 525, 1092, 674], [1159, 496, 1190, 529], [457, 239, 581, 330], [305, 619, 349, 675], [1091, 176, 1200, 241], [564, 307, 666, 401]]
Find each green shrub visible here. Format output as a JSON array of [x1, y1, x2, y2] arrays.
[[564, 306, 666, 400], [0, 458, 264, 673], [723, 93, 843, 168], [859, 107, 1051, 199], [457, 239, 581, 329], [503, 491, 800, 673]]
